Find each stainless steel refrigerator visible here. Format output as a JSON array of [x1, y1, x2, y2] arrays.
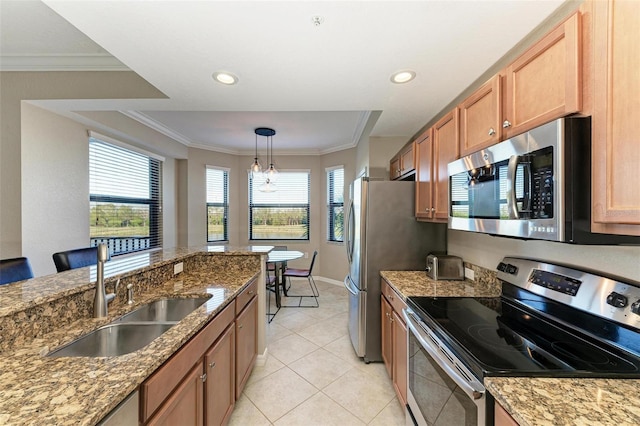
[[343, 177, 446, 363]]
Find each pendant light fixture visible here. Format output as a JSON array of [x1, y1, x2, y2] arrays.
[[250, 131, 262, 177], [253, 127, 278, 192]]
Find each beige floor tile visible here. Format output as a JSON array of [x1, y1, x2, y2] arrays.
[[297, 316, 348, 347], [228, 393, 273, 426], [274, 392, 366, 426], [268, 333, 320, 365], [368, 397, 406, 426], [266, 321, 293, 343], [243, 367, 318, 422], [354, 360, 393, 385], [288, 348, 353, 389], [323, 368, 397, 423], [323, 334, 366, 368], [274, 310, 319, 332], [247, 353, 285, 386]]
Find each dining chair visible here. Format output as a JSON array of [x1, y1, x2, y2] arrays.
[[52, 246, 100, 272], [281, 250, 319, 308], [266, 245, 289, 292], [0, 257, 34, 285], [266, 273, 279, 323]]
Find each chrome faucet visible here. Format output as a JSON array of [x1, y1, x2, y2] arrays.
[[93, 244, 117, 318]]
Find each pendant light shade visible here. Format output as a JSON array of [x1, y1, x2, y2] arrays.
[[250, 132, 262, 177]]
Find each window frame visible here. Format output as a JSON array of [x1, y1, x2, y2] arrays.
[[206, 166, 230, 243], [326, 166, 345, 243], [248, 169, 311, 241], [89, 133, 163, 256]]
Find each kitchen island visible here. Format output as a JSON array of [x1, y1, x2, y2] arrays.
[[0, 246, 270, 425]]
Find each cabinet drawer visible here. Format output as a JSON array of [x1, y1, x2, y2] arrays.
[[235, 278, 258, 314], [381, 278, 407, 316], [140, 302, 235, 422]]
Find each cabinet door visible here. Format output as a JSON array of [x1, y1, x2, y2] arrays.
[[400, 143, 416, 176], [204, 324, 235, 426], [415, 128, 434, 219], [391, 310, 407, 407], [494, 401, 519, 426], [381, 295, 393, 378], [433, 109, 459, 222], [459, 75, 502, 156], [390, 156, 401, 180], [147, 363, 204, 426], [591, 0, 640, 235], [235, 295, 258, 398], [504, 12, 581, 137]]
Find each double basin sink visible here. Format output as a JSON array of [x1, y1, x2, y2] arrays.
[[47, 297, 211, 358]]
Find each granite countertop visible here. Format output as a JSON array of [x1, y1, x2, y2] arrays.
[[486, 377, 640, 426], [380, 270, 502, 299], [0, 247, 266, 425]]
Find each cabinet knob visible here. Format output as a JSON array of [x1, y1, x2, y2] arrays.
[[502, 120, 512, 128], [488, 128, 496, 136], [248, 290, 254, 295], [209, 361, 216, 369], [431, 208, 435, 212], [390, 316, 394, 323], [238, 324, 243, 329], [200, 373, 207, 382]]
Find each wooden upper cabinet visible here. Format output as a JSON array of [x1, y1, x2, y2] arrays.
[[503, 11, 582, 138], [591, 0, 640, 234], [415, 128, 434, 219], [433, 109, 459, 222], [390, 142, 416, 180], [459, 75, 502, 155], [389, 156, 401, 180]]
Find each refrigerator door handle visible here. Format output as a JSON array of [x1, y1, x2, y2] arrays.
[[344, 276, 358, 296], [346, 200, 355, 263]]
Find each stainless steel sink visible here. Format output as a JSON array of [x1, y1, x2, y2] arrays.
[[47, 323, 175, 357], [47, 297, 211, 357], [115, 297, 211, 323]]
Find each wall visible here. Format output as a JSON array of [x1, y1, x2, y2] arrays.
[[448, 230, 640, 282], [0, 71, 166, 260], [369, 136, 408, 179]]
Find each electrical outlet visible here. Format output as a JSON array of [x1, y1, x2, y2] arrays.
[[174, 262, 183, 275], [465, 267, 475, 281], [304, 252, 309, 259]]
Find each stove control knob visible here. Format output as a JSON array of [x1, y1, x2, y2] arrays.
[[631, 300, 640, 316], [606, 292, 628, 308]]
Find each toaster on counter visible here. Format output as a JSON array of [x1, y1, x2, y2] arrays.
[[426, 253, 464, 280]]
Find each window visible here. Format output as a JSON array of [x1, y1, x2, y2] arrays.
[[206, 167, 229, 242], [327, 166, 344, 242], [249, 170, 310, 240], [89, 134, 162, 256]]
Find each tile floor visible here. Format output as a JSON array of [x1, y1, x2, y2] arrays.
[[228, 279, 406, 426]]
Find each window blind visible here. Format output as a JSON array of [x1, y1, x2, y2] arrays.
[[249, 171, 310, 240], [327, 167, 344, 242], [89, 137, 162, 256], [206, 167, 229, 242]]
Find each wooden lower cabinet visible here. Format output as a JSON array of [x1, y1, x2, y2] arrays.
[[147, 363, 204, 426], [381, 296, 393, 377], [494, 401, 519, 426], [381, 278, 408, 406], [205, 325, 235, 426], [235, 295, 258, 399], [391, 310, 407, 406]]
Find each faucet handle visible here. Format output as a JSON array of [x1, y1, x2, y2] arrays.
[[114, 278, 121, 294]]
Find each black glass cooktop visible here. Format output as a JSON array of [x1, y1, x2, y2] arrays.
[[407, 294, 640, 379]]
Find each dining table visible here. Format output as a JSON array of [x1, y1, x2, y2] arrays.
[[266, 250, 304, 310]]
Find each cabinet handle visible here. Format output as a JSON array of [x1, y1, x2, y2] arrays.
[[248, 290, 254, 295], [488, 128, 496, 136], [209, 361, 216, 369], [502, 120, 512, 128], [431, 208, 435, 212], [390, 316, 394, 323], [238, 324, 243, 329], [200, 373, 207, 382]]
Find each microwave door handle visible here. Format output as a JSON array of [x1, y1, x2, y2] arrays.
[[507, 155, 520, 219], [521, 162, 533, 213]]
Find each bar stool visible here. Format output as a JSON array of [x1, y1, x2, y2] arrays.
[[52, 247, 100, 272]]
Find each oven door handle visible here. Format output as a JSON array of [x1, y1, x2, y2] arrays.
[[404, 309, 485, 401]]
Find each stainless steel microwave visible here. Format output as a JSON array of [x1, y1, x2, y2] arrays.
[[448, 117, 639, 244]]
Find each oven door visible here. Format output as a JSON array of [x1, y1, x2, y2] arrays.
[[404, 308, 488, 426]]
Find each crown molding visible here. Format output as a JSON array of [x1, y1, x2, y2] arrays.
[[0, 54, 128, 71], [120, 110, 194, 146]]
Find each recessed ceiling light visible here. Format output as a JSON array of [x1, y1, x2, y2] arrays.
[[390, 70, 416, 84], [212, 71, 239, 85]]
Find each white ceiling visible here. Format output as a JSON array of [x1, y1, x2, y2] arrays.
[[0, 0, 566, 155]]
